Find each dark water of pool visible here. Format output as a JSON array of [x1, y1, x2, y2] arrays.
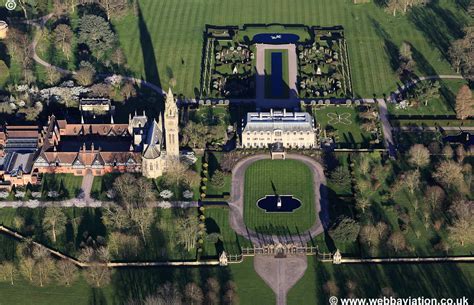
[[253, 33, 300, 44], [257, 195, 302, 212], [271, 52, 284, 97]]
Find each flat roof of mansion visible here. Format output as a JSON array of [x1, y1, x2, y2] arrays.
[[244, 111, 314, 132]]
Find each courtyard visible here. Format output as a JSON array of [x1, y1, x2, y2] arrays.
[[243, 159, 316, 235]]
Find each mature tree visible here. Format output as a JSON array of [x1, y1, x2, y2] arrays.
[[411, 81, 440, 106], [102, 206, 131, 230], [74, 65, 96, 86], [408, 144, 430, 168], [181, 122, 208, 148], [55, 260, 79, 286], [449, 27, 474, 81], [12, 216, 25, 230], [402, 169, 420, 195], [146, 282, 182, 305], [323, 280, 340, 296], [355, 196, 371, 213], [6, 28, 33, 79], [398, 42, 415, 76], [455, 85, 473, 120], [455, 145, 466, 164], [433, 160, 465, 191], [112, 48, 127, 67], [176, 213, 200, 251], [424, 185, 445, 211], [184, 170, 201, 189], [79, 247, 111, 288], [221, 151, 241, 172], [387, 232, 407, 252], [375, 221, 390, 240], [447, 200, 474, 246], [130, 207, 155, 244], [359, 224, 380, 248], [211, 170, 226, 188], [184, 282, 204, 305], [45, 67, 62, 86], [329, 217, 361, 244], [0, 262, 18, 285], [33, 246, 55, 287], [113, 174, 155, 209], [43, 207, 67, 243], [53, 24, 73, 57], [98, 0, 130, 20], [330, 166, 351, 188], [442, 145, 454, 159], [121, 82, 137, 100], [78, 15, 116, 59], [164, 161, 189, 186]]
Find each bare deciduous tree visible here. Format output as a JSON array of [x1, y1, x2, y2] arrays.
[[387, 232, 407, 252], [408, 144, 430, 168], [43, 207, 67, 243], [0, 261, 18, 285], [184, 282, 204, 305], [55, 260, 79, 286]]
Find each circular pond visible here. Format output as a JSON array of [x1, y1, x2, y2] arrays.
[[257, 195, 302, 213]]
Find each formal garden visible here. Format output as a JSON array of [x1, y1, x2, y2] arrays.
[[243, 159, 316, 235], [298, 27, 352, 98], [314, 103, 383, 149], [201, 24, 352, 99]]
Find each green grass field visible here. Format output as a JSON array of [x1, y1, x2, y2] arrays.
[[243, 159, 316, 235], [264, 49, 289, 99], [204, 207, 253, 256], [288, 257, 474, 304], [0, 257, 275, 305], [40, 174, 83, 199], [315, 105, 374, 146], [110, 0, 468, 98]]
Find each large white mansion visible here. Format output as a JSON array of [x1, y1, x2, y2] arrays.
[[241, 110, 317, 149]]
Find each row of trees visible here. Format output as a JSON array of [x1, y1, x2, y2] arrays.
[[0, 241, 110, 288], [126, 278, 239, 305], [329, 144, 472, 254]]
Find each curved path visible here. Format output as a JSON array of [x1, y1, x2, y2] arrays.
[[228, 154, 329, 246], [391, 75, 464, 100], [26, 15, 165, 95]]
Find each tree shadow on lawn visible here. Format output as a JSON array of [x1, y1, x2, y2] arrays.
[[408, 3, 466, 61], [370, 18, 400, 73], [137, 3, 162, 107]]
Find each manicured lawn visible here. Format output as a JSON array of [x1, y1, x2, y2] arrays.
[[204, 207, 253, 257], [315, 105, 375, 146], [40, 174, 83, 199], [244, 159, 316, 235], [288, 257, 474, 304], [388, 80, 469, 116], [111, 0, 466, 98], [264, 49, 289, 99]]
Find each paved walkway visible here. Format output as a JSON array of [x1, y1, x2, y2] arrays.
[[391, 75, 464, 101], [228, 154, 329, 246], [376, 98, 396, 158], [0, 200, 198, 208], [80, 170, 94, 203], [254, 255, 308, 305]]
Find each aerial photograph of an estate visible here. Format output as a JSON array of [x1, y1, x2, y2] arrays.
[[0, 0, 473, 304]]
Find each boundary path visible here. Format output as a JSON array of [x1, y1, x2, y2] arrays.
[[227, 153, 329, 245]]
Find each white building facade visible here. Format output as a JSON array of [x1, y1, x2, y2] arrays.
[[241, 110, 316, 149]]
